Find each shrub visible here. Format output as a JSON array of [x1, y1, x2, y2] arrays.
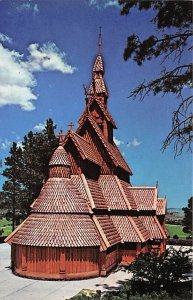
[[125, 247, 192, 294], [173, 234, 179, 239]]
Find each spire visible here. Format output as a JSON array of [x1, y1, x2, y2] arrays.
[[98, 27, 102, 55]]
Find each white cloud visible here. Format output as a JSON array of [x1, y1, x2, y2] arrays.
[[0, 44, 37, 111], [0, 40, 76, 111], [113, 136, 124, 146], [88, 0, 118, 9], [33, 121, 46, 132], [17, 2, 39, 14], [104, 0, 119, 8], [1, 138, 11, 150], [26, 42, 76, 74], [126, 138, 142, 148], [0, 33, 12, 44]]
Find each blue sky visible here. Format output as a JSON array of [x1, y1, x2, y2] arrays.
[[0, 0, 192, 208]]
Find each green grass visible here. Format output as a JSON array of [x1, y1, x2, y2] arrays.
[[166, 224, 190, 239], [0, 217, 12, 237]]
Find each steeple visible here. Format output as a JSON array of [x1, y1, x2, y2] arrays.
[[87, 29, 108, 104], [49, 130, 71, 178]]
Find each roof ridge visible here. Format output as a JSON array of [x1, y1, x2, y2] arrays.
[[114, 176, 131, 210], [128, 216, 146, 243], [129, 186, 156, 189]]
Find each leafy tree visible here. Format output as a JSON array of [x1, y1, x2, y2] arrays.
[[182, 197, 192, 234], [1, 142, 23, 230], [119, 0, 192, 156], [126, 247, 192, 293]]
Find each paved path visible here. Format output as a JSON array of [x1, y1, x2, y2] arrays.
[[1, 244, 192, 299], [0, 243, 132, 299]]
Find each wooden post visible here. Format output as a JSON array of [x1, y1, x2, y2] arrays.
[[100, 251, 106, 276], [21, 246, 27, 271], [59, 248, 66, 275]]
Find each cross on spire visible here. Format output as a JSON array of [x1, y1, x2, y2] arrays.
[[98, 26, 102, 55], [56, 129, 65, 145], [68, 121, 74, 131]]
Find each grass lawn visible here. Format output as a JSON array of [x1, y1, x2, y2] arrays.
[[166, 224, 190, 239], [0, 217, 12, 237]]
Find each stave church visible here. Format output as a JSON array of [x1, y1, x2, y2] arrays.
[[6, 32, 167, 280]]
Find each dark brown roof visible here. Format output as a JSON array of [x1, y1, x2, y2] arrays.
[[156, 198, 166, 215], [77, 115, 132, 174], [78, 97, 117, 128], [111, 216, 149, 243], [129, 187, 157, 211], [64, 131, 100, 166], [49, 145, 70, 166], [139, 216, 167, 240], [31, 178, 88, 213], [94, 215, 121, 247], [8, 213, 101, 247]]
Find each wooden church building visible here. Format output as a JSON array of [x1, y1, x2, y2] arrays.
[[6, 32, 167, 280]]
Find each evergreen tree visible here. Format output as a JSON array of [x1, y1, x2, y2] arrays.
[[1, 118, 58, 222], [119, 0, 192, 156], [20, 119, 58, 214], [2, 142, 23, 230], [182, 197, 192, 234]]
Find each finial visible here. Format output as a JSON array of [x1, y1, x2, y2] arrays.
[[68, 121, 74, 131], [98, 26, 102, 55], [83, 84, 87, 97], [156, 180, 159, 188], [56, 129, 65, 145]]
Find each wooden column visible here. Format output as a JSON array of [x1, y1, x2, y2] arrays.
[[136, 243, 141, 256], [100, 251, 106, 276], [21, 246, 27, 271]]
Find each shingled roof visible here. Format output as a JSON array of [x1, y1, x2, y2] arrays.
[[7, 214, 101, 247], [111, 216, 150, 243], [64, 131, 100, 166], [77, 115, 132, 174], [93, 55, 104, 73], [156, 198, 166, 215], [98, 175, 128, 210], [139, 216, 167, 240], [87, 178, 108, 210], [31, 178, 89, 213], [49, 145, 70, 166], [93, 215, 121, 248], [129, 187, 157, 211], [78, 97, 117, 128]]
